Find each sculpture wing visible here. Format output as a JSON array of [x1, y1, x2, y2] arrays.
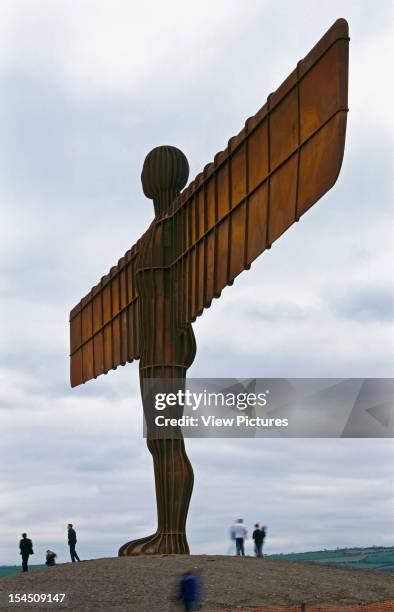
[[168, 19, 349, 329], [69, 240, 141, 387]]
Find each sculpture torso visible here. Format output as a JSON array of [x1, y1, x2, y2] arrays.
[[137, 216, 196, 374]]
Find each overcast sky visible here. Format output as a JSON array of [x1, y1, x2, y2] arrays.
[[0, 0, 393, 565]]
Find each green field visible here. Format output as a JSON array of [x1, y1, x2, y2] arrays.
[[0, 565, 45, 577], [268, 546, 394, 572]]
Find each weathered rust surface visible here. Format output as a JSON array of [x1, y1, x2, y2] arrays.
[[69, 20, 349, 556], [170, 17, 348, 328], [70, 19, 348, 388]]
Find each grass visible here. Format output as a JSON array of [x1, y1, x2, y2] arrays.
[[268, 546, 394, 571], [0, 565, 45, 577]]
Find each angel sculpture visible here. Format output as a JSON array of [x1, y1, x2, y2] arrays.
[[69, 19, 349, 555]]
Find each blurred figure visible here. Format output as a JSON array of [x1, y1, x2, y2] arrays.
[[19, 533, 34, 572], [230, 518, 247, 556], [252, 523, 264, 557], [177, 569, 202, 611], [261, 525, 267, 554], [45, 550, 57, 566], [67, 523, 80, 562]]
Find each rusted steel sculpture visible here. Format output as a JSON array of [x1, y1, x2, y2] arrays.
[[69, 19, 349, 555]]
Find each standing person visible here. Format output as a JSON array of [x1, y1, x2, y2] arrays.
[[19, 533, 33, 572], [67, 524, 80, 562], [252, 524, 264, 557], [177, 569, 202, 611], [229, 518, 247, 556]]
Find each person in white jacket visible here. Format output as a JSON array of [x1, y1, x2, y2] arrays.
[[230, 518, 247, 556]]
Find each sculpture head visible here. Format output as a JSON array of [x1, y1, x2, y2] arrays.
[[141, 145, 189, 215]]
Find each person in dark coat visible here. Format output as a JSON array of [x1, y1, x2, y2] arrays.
[[45, 550, 57, 566], [177, 569, 202, 611], [252, 523, 264, 557], [19, 533, 33, 572], [67, 524, 80, 562]]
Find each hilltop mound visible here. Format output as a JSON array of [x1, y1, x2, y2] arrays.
[[0, 555, 393, 611]]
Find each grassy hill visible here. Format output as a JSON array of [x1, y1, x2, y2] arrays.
[[2, 547, 393, 579], [268, 546, 394, 572]]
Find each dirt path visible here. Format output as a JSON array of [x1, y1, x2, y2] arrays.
[[0, 555, 393, 611]]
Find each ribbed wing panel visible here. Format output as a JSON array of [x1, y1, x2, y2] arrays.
[[69, 243, 141, 387], [169, 18, 349, 328]]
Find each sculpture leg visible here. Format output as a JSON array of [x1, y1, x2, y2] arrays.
[[119, 436, 194, 555], [119, 368, 194, 556]]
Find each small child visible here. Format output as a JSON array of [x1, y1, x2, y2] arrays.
[[45, 550, 57, 566]]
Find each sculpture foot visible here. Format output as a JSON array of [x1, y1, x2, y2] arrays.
[[118, 531, 190, 556], [118, 532, 156, 556]]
